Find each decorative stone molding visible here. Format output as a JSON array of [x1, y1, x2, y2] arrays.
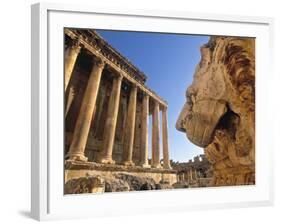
[[92, 57, 105, 69]]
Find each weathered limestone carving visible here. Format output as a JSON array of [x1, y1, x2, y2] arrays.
[[64, 176, 105, 194], [65, 170, 177, 193], [176, 37, 255, 186], [104, 178, 130, 192]]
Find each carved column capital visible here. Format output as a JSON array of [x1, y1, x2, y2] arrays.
[[68, 36, 82, 52], [154, 100, 159, 108], [162, 105, 167, 112], [131, 83, 138, 90], [143, 92, 149, 99], [116, 73, 124, 81], [92, 57, 105, 69], [65, 37, 82, 91]]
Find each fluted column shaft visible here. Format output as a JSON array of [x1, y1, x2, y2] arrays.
[[93, 87, 106, 138], [194, 169, 197, 179], [140, 94, 150, 168], [65, 85, 75, 117], [152, 101, 161, 168], [162, 107, 171, 169], [65, 39, 81, 91], [189, 169, 193, 181], [66, 58, 104, 161], [122, 85, 137, 166], [99, 75, 123, 164]]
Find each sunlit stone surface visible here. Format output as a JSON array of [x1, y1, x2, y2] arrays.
[[64, 28, 176, 193], [176, 37, 255, 186]]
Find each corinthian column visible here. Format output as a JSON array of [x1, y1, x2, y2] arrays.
[[66, 58, 105, 161], [189, 169, 193, 181], [140, 94, 150, 168], [152, 101, 161, 168], [65, 85, 75, 117], [65, 38, 81, 91], [99, 75, 123, 164], [162, 107, 171, 169], [122, 85, 137, 166]]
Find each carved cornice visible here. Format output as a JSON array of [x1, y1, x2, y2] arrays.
[[69, 28, 147, 83], [65, 28, 168, 107]]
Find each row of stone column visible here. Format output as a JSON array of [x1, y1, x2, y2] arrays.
[[178, 169, 197, 182], [65, 38, 171, 169]]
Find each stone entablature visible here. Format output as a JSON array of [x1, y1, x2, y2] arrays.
[[64, 28, 171, 170]]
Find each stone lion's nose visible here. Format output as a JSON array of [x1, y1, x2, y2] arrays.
[[176, 103, 189, 132]]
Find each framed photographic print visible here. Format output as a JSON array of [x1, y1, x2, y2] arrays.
[[31, 2, 274, 221]]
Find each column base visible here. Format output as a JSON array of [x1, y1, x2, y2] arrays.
[[123, 160, 135, 166], [163, 165, 172, 170], [151, 164, 162, 169], [98, 157, 115, 165], [139, 164, 151, 168], [66, 153, 88, 162]]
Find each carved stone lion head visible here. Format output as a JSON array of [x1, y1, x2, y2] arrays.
[[176, 37, 255, 184]]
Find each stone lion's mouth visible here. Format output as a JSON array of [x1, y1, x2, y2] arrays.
[[176, 98, 239, 149], [214, 105, 239, 138], [204, 106, 242, 165], [184, 100, 228, 147], [202, 104, 240, 153]]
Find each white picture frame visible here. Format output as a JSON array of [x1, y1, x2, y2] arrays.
[[31, 2, 274, 221]]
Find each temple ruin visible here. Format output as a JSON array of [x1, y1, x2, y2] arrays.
[[172, 155, 212, 188], [64, 28, 177, 193]]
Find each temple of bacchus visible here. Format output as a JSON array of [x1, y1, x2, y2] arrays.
[[64, 28, 177, 193]]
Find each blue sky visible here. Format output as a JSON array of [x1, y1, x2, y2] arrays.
[[97, 30, 209, 162]]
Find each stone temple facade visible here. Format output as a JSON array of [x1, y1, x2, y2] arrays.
[[64, 28, 177, 193]]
